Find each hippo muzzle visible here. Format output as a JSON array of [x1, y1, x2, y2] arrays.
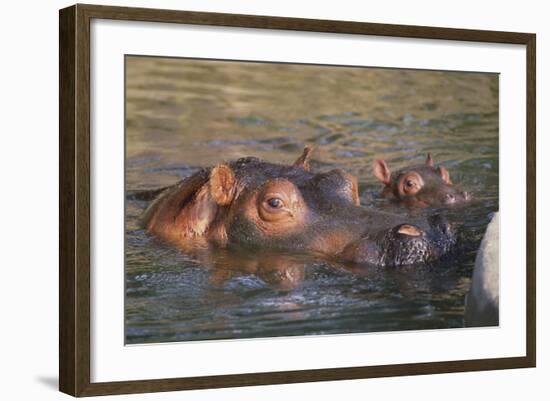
[[340, 215, 457, 267]]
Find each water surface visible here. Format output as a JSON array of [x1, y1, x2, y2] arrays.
[[125, 56, 498, 344]]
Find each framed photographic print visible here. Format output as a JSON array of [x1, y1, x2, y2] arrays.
[[59, 4, 536, 397]]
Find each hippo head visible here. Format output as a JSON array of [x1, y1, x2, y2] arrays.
[[372, 153, 471, 207], [143, 148, 457, 267]]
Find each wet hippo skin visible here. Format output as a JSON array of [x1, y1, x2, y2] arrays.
[[141, 148, 458, 267], [373, 153, 471, 207]]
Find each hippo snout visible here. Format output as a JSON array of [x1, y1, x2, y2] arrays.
[[340, 215, 457, 267], [442, 191, 471, 205], [427, 214, 453, 237]]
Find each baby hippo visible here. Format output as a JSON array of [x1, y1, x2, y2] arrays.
[[372, 153, 471, 207]]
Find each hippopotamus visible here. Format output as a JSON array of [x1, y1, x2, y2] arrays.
[[141, 148, 457, 267], [372, 153, 471, 207]]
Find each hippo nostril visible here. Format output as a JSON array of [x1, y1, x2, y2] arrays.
[[428, 214, 452, 235], [445, 193, 455, 203], [396, 224, 422, 237]]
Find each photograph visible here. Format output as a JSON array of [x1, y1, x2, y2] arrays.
[[124, 56, 499, 344]]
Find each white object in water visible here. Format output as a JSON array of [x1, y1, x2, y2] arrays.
[[465, 212, 499, 327]]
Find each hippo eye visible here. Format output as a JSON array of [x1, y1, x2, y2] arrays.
[[399, 172, 423, 196], [258, 181, 302, 223], [267, 197, 283, 209]]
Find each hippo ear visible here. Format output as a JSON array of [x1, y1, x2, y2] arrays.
[[209, 164, 237, 205], [437, 166, 453, 185], [425, 153, 434, 166], [293, 146, 314, 171], [142, 169, 218, 238], [372, 159, 392, 185]]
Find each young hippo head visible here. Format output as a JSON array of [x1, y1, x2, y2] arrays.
[[372, 153, 471, 207], [142, 148, 457, 267]]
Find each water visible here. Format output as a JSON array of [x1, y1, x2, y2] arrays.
[[125, 56, 499, 344]]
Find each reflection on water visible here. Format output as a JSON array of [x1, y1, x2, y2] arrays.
[[125, 56, 498, 344]]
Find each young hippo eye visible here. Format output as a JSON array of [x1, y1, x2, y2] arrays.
[[398, 172, 424, 196]]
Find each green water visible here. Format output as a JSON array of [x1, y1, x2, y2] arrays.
[[125, 56, 498, 344]]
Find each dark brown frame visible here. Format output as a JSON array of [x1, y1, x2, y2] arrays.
[[59, 3, 536, 397]]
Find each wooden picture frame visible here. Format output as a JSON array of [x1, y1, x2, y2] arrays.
[[59, 3, 536, 397]]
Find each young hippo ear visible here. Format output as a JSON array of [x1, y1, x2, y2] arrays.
[[425, 153, 434, 166], [372, 159, 392, 185], [293, 146, 314, 170], [437, 166, 453, 185], [209, 164, 237, 205]]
